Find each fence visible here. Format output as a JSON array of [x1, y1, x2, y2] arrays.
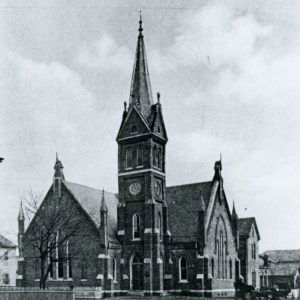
[[0, 290, 73, 300], [0, 287, 104, 300]]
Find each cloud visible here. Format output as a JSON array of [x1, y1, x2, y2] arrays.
[[150, 3, 271, 71], [76, 33, 133, 73], [0, 44, 99, 241]]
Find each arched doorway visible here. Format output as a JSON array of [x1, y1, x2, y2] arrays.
[[130, 254, 143, 290]]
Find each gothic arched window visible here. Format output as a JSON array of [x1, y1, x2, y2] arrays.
[[81, 258, 88, 280], [157, 148, 162, 170], [66, 241, 72, 279], [158, 212, 162, 239], [113, 257, 117, 282], [153, 146, 157, 167], [211, 258, 215, 278], [179, 256, 188, 281], [137, 146, 143, 166], [131, 125, 137, 134], [229, 259, 233, 279], [132, 213, 141, 239], [126, 148, 133, 169]]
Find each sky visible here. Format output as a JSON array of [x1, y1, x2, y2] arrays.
[[1, 0, 300, 252]]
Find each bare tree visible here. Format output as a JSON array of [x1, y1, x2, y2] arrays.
[[22, 189, 81, 289]]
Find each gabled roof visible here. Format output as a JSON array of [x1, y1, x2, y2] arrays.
[[166, 181, 213, 242], [0, 234, 16, 248], [260, 250, 300, 276], [238, 217, 261, 240], [64, 182, 119, 241], [262, 250, 300, 263]]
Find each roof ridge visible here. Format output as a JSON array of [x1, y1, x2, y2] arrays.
[[264, 249, 300, 252], [0, 234, 16, 248], [167, 181, 212, 189], [65, 181, 117, 195]]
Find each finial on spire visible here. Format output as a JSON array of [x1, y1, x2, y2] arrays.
[[232, 200, 238, 218], [157, 92, 160, 103], [54, 153, 65, 180], [220, 153, 222, 163], [138, 10, 143, 37], [18, 201, 25, 221], [100, 188, 108, 212]]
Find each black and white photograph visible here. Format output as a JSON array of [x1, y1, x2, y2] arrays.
[[1, 0, 300, 299]]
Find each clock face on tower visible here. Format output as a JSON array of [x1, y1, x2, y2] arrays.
[[154, 180, 161, 196], [129, 182, 142, 195]]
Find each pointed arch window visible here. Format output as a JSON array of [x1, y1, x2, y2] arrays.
[[158, 212, 162, 240], [126, 148, 133, 169], [113, 257, 117, 282], [211, 258, 215, 278], [253, 243, 256, 260], [131, 125, 137, 134], [66, 241, 72, 279], [137, 146, 143, 166], [132, 213, 141, 239], [81, 258, 88, 280], [48, 242, 54, 279], [55, 231, 64, 279], [34, 259, 39, 280], [153, 146, 157, 167], [179, 256, 188, 281], [229, 259, 233, 279], [157, 148, 162, 170]]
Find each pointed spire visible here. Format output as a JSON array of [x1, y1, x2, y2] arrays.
[[232, 201, 238, 219], [18, 201, 25, 221], [129, 13, 153, 118], [138, 10, 143, 38], [100, 188, 108, 212], [54, 153, 65, 180]]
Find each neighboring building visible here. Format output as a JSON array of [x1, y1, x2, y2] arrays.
[[18, 16, 253, 298], [260, 250, 300, 290], [238, 217, 260, 288], [0, 234, 18, 286]]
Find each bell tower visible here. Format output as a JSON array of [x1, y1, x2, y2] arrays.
[[116, 14, 169, 294]]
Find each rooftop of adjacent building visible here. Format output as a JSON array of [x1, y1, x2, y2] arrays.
[[238, 217, 261, 241], [0, 234, 16, 249], [260, 249, 300, 276]]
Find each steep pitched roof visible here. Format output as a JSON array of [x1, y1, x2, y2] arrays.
[[262, 250, 300, 263], [128, 15, 153, 119], [166, 181, 213, 242], [0, 234, 16, 248], [261, 250, 300, 276], [238, 217, 261, 240], [64, 182, 119, 241]]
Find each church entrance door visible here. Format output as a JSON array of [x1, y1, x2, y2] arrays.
[[131, 255, 143, 290]]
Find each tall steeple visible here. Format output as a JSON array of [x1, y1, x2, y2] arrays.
[[128, 12, 153, 118], [18, 201, 25, 257], [100, 189, 108, 251]]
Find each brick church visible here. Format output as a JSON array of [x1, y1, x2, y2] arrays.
[[17, 17, 260, 298]]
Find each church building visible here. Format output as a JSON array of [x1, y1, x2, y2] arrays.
[[17, 16, 249, 298]]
